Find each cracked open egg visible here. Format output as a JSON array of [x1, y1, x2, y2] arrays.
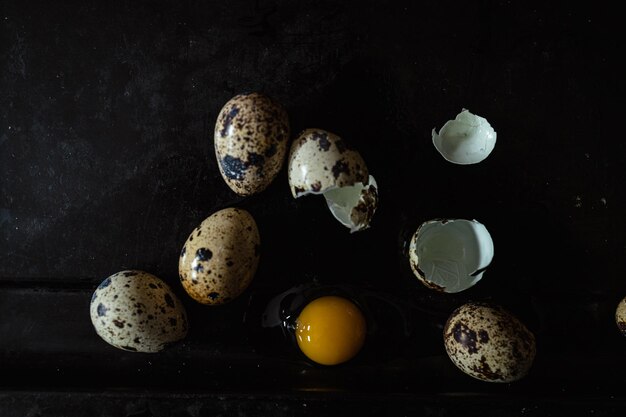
[[89, 270, 188, 353], [179, 207, 260, 305], [443, 302, 536, 383], [287, 129, 378, 232], [246, 283, 418, 366], [408, 219, 494, 293], [214, 92, 290, 196], [432, 109, 496, 164], [295, 295, 366, 365]]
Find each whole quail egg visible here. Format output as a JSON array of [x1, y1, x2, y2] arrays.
[[409, 219, 494, 293], [616, 296, 626, 336], [179, 207, 260, 305], [214, 92, 290, 196], [90, 270, 188, 353], [443, 302, 536, 383], [432, 109, 496, 164], [287, 128, 378, 232]]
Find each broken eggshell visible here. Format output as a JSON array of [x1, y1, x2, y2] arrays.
[[287, 129, 378, 232], [432, 109, 496, 164], [409, 219, 494, 293]]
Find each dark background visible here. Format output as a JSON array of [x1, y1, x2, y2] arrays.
[[1, 0, 625, 415]]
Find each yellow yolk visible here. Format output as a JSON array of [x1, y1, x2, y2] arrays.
[[295, 295, 366, 365]]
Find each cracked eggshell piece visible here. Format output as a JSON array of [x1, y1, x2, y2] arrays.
[[287, 129, 377, 232], [443, 302, 536, 383], [324, 175, 378, 233], [287, 129, 368, 197], [214, 93, 290, 196], [409, 219, 494, 293], [616, 297, 626, 336], [432, 109, 496, 164], [90, 270, 188, 353], [179, 207, 260, 305]]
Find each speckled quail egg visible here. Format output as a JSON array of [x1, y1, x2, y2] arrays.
[[443, 302, 536, 383], [432, 109, 496, 164], [409, 219, 494, 293], [214, 92, 290, 196], [287, 128, 378, 232], [179, 207, 260, 305], [616, 296, 626, 336], [90, 270, 188, 353]]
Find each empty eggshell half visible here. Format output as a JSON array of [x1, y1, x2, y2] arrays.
[[409, 219, 494, 293], [288, 129, 378, 232], [432, 109, 496, 164]]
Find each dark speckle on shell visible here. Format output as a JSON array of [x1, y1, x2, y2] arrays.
[[221, 155, 247, 181], [97, 277, 111, 290], [452, 322, 479, 354], [311, 130, 331, 151], [331, 160, 351, 179], [164, 293, 175, 308], [196, 248, 213, 261], [220, 106, 239, 137], [97, 303, 109, 317], [247, 152, 265, 168]]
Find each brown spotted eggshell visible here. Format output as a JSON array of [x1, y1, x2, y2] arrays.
[[89, 270, 188, 353], [214, 93, 290, 196], [616, 296, 626, 336], [288, 129, 369, 197], [443, 302, 536, 383], [179, 207, 260, 305]]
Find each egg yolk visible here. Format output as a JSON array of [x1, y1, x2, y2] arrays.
[[295, 295, 366, 365]]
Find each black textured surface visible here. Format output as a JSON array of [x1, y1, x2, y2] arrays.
[[1, 0, 625, 415]]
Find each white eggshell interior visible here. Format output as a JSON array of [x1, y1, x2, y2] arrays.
[[432, 109, 496, 164], [323, 175, 377, 233], [413, 219, 494, 293]]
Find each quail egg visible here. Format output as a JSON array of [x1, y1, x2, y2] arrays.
[[616, 296, 626, 336], [287, 128, 378, 232], [214, 92, 290, 196], [409, 219, 494, 293], [90, 270, 188, 353], [443, 302, 536, 382], [179, 207, 260, 305], [432, 109, 496, 164]]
